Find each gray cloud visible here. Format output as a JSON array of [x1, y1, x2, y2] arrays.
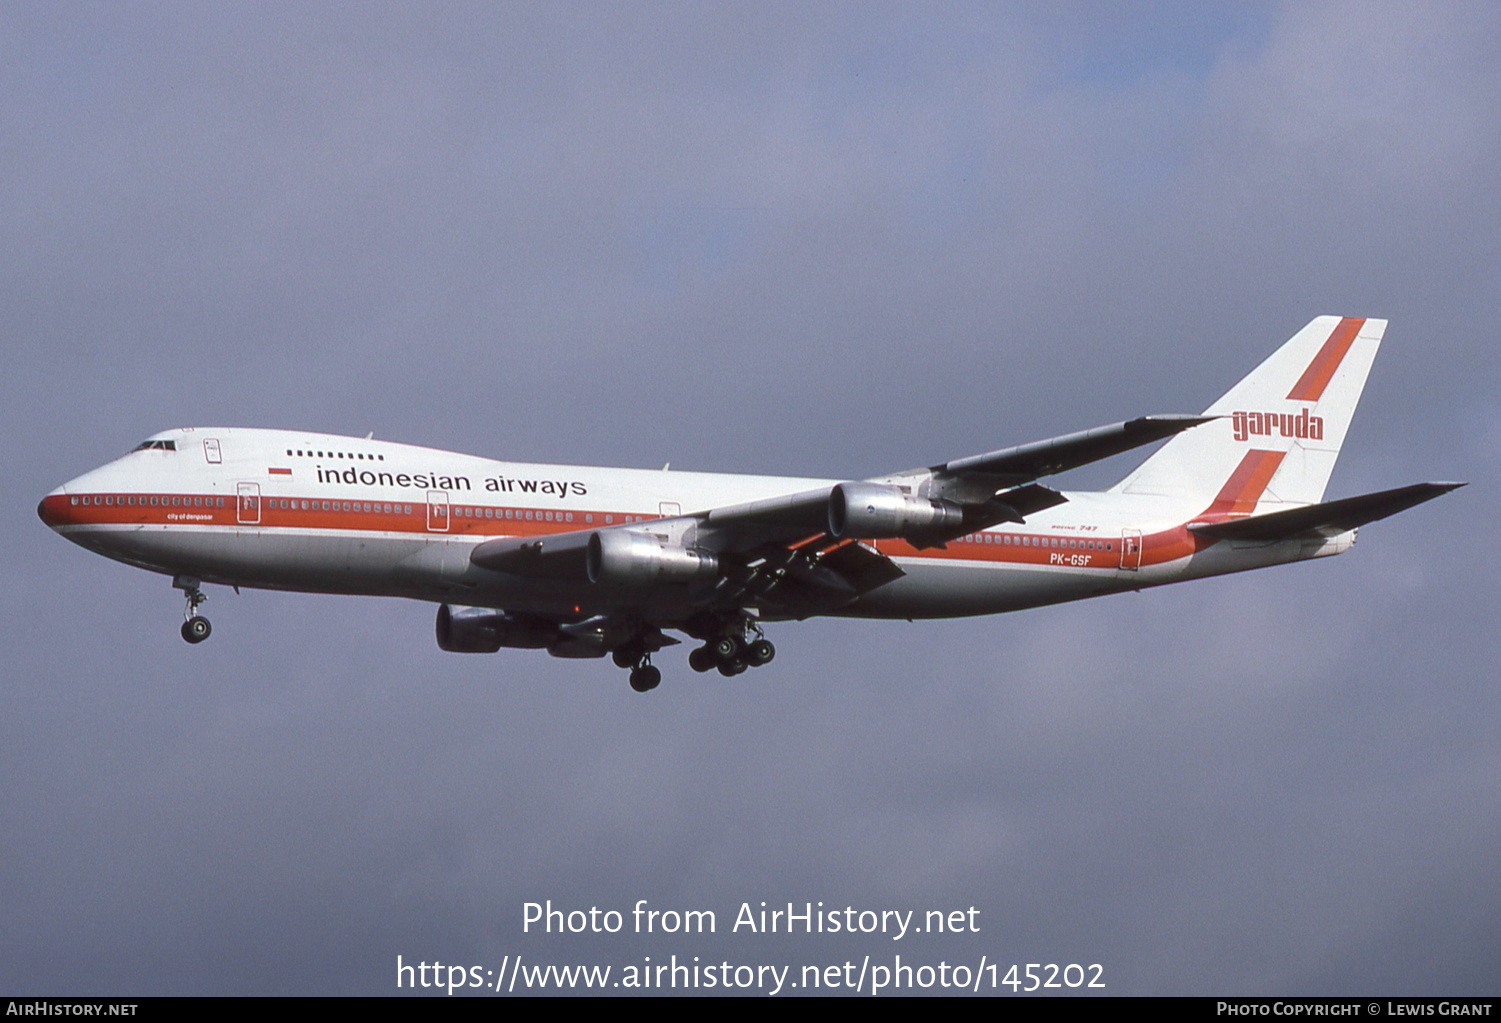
[[3, 1, 1497, 995]]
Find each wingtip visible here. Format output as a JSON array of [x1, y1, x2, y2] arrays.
[[1133, 413, 1220, 435], [1139, 413, 1219, 425]]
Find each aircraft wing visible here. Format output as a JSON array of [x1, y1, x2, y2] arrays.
[[695, 413, 1211, 550], [470, 413, 1213, 612], [470, 528, 595, 577], [919, 414, 1216, 488], [1188, 482, 1465, 541]]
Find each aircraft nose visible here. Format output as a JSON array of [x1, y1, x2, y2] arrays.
[[37, 486, 69, 528]]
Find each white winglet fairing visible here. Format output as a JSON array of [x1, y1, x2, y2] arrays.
[[39, 317, 1458, 692]]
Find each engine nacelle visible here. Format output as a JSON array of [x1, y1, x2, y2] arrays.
[[586, 529, 719, 586], [827, 482, 965, 540], [435, 604, 556, 653]]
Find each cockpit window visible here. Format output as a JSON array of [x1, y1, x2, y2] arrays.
[[131, 440, 177, 452]]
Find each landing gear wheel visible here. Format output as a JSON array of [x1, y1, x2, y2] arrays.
[[711, 635, 742, 664], [746, 639, 775, 666], [688, 646, 717, 673], [717, 660, 747, 677], [181, 616, 212, 644], [629, 664, 662, 692], [612, 646, 641, 669], [175, 576, 211, 643]]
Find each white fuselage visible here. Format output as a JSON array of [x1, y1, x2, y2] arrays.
[[39, 427, 1349, 626]]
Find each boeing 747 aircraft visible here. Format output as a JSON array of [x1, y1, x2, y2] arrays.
[[39, 317, 1460, 691]]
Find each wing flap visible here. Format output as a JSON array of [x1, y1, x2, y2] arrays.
[[817, 541, 907, 592], [734, 539, 906, 616], [906, 483, 1069, 549]]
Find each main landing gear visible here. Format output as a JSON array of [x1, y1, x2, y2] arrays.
[[175, 576, 212, 644], [612, 618, 775, 693], [687, 622, 775, 678]]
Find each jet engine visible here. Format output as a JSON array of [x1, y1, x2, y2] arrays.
[[827, 482, 965, 540], [586, 529, 719, 585], [435, 604, 557, 653]]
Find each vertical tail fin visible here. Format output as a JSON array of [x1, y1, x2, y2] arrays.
[[1111, 317, 1386, 507]]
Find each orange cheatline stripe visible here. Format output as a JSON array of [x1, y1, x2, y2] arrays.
[[42, 495, 1132, 569], [1287, 316, 1364, 402], [1202, 449, 1286, 519]]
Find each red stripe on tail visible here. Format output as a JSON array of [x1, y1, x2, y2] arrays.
[[1286, 317, 1364, 402], [1202, 449, 1287, 519]]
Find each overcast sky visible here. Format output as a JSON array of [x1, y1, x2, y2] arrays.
[[3, 1, 1497, 996]]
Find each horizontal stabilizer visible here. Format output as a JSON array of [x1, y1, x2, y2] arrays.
[[1189, 482, 1464, 541]]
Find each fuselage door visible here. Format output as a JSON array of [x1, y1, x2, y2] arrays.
[[659, 501, 681, 519], [236, 482, 261, 525], [203, 438, 222, 464], [427, 490, 450, 532], [1119, 529, 1142, 571]]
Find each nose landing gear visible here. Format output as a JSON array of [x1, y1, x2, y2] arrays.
[[628, 661, 662, 693], [612, 639, 662, 692], [175, 576, 212, 644], [181, 616, 212, 643]]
